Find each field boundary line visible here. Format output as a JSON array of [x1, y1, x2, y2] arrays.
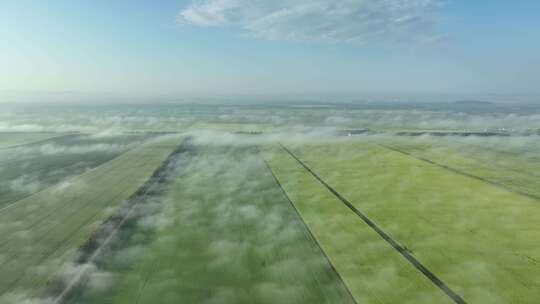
[[280, 144, 467, 304], [256, 146, 358, 304], [378, 144, 540, 203]]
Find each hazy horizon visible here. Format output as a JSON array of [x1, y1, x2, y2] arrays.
[[2, 1, 540, 104]]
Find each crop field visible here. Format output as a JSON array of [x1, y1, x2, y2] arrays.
[[373, 135, 540, 198], [0, 134, 183, 302], [64, 143, 354, 304], [272, 139, 540, 303], [0, 104, 539, 304], [0, 133, 155, 208]]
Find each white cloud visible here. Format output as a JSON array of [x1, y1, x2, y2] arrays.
[[178, 0, 442, 44]]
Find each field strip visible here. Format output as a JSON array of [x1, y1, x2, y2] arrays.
[[0, 150, 156, 292], [0, 133, 160, 219], [23, 141, 185, 296], [51, 140, 187, 304], [280, 144, 467, 304], [0, 157, 145, 261], [379, 144, 540, 202], [0, 173, 144, 288], [0, 135, 184, 297], [257, 147, 358, 304], [67, 144, 357, 304], [0, 143, 137, 215], [0, 158, 145, 255]]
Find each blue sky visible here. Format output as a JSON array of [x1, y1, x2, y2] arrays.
[[1, 0, 539, 103]]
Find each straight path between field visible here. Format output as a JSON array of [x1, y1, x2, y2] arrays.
[[280, 145, 466, 304]]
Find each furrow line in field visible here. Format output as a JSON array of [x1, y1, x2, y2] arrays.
[[280, 144, 467, 304]]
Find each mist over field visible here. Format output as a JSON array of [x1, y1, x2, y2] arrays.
[[1, 101, 540, 303], [2, 0, 540, 302]]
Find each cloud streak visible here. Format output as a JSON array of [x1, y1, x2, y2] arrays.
[[179, 0, 443, 44]]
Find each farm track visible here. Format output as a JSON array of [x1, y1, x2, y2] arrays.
[[280, 144, 467, 304], [379, 144, 540, 203], [257, 147, 358, 304]]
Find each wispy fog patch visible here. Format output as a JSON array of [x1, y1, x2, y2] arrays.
[[187, 127, 342, 147], [63, 143, 353, 303], [7, 175, 42, 194], [89, 129, 126, 139], [0, 123, 48, 133]]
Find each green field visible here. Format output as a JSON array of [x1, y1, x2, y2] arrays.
[[374, 135, 540, 198], [272, 139, 540, 303], [1, 104, 540, 304], [65, 143, 354, 304], [0, 133, 154, 208], [0, 134, 183, 301]]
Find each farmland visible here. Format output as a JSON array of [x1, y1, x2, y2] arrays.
[[0, 134, 182, 302], [0, 104, 539, 303], [64, 143, 354, 304], [0, 133, 155, 208], [274, 139, 540, 303]]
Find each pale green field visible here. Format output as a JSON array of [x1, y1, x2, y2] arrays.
[[263, 146, 453, 304], [376, 136, 540, 198], [0, 135, 183, 300], [279, 140, 540, 303]]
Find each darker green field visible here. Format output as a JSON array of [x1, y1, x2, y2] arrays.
[[1, 103, 540, 304], [64, 144, 354, 304]]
